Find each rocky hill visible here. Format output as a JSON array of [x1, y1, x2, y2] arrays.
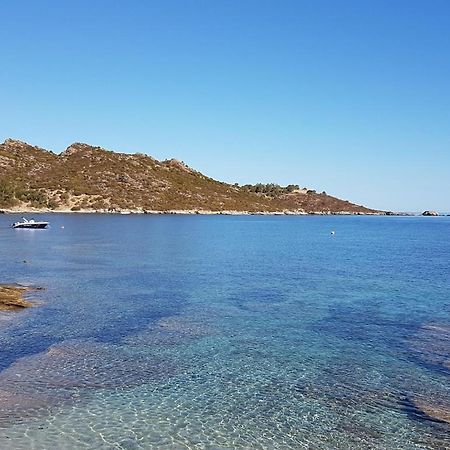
[[0, 139, 381, 214]]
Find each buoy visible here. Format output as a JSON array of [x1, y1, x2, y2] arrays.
[[61, 226, 64, 229], [331, 231, 335, 235]]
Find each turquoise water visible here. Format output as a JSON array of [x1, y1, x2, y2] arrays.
[[0, 214, 448, 449]]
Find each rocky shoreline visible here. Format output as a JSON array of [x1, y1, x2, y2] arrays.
[[5, 207, 447, 216], [0, 207, 386, 216]]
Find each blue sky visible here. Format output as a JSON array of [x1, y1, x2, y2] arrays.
[[1, 0, 449, 211]]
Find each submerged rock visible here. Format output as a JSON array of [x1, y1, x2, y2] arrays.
[[124, 315, 213, 347], [409, 323, 450, 371], [13, 340, 175, 389], [0, 340, 175, 424], [406, 323, 450, 425], [409, 397, 450, 424]]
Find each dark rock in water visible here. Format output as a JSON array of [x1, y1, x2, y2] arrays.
[[422, 210, 439, 216]]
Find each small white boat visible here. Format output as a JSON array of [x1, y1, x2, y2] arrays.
[[11, 218, 49, 229]]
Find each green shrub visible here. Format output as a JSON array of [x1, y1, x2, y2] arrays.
[[0, 179, 17, 206]]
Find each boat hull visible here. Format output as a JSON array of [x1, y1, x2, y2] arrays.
[[12, 223, 48, 229]]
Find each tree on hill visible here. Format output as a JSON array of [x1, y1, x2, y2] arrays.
[[240, 183, 299, 198]]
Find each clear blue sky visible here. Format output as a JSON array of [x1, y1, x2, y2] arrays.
[[1, 0, 449, 211]]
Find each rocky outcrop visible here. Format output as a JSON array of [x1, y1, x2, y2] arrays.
[[0, 285, 33, 310], [422, 210, 439, 216]]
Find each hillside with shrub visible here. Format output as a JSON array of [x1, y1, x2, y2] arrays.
[[0, 139, 381, 214]]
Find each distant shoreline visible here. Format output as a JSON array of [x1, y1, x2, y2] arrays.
[[1, 208, 391, 216], [2, 209, 447, 217]]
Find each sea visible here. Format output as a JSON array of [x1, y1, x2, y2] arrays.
[[0, 214, 448, 449]]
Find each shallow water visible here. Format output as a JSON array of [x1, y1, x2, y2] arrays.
[[0, 214, 449, 449]]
